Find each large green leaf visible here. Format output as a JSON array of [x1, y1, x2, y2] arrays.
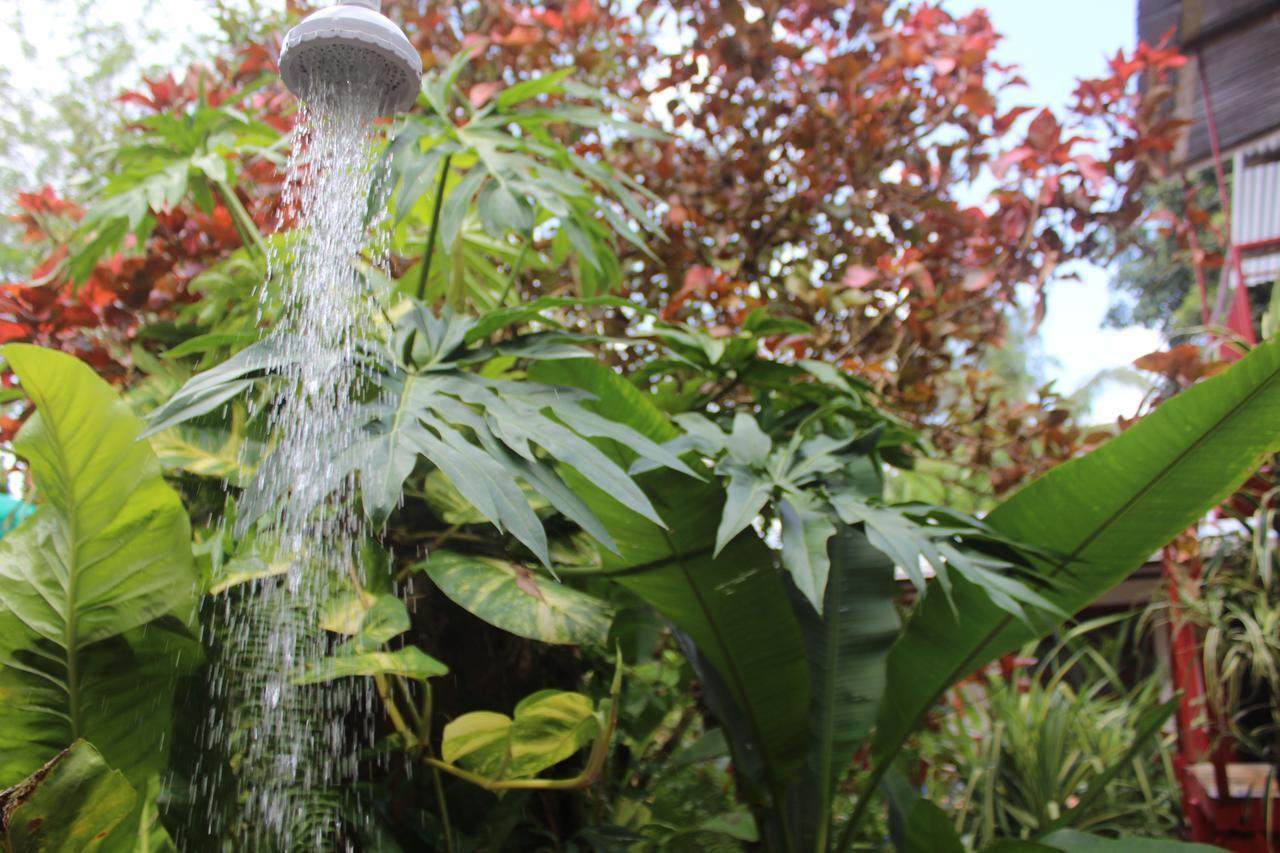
[[418, 550, 613, 646], [528, 359, 811, 788], [871, 335, 1280, 774], [0, 345, 199, 794], [0, 740, 137, 853], [789, 527, 900, 849]]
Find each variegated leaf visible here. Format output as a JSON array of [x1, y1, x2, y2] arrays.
[[418, 550, 612, 646], [440, 690, 598, 781]]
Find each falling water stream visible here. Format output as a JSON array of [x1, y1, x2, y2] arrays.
[[199, 85, 390, 850]]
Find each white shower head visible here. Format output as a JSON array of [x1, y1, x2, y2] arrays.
[[279, 0, 423, 117]]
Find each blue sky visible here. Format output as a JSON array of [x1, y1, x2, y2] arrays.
[[941, 0, 1162, 420]]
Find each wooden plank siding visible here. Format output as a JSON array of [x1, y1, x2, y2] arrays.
[[1138, 0, 1280, 169]]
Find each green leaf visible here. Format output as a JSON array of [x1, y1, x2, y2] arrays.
[[0, 345, 199, 792], [1041, 695, 1179, 834], [698, 811, 759, 842], [532, 358, 810, 786], [319, 592, 377, 635], [496, 68, 575, 110], [1036, 829, 1225, 852], [161, 332, 260, 360], [419, 551, 613, 646], [831, 496, 1061, 619], [872, 335, 1280, 773], [422, 469, 488, 524], [142, 336, 301, 436], [789, 527, 900, 846], [148, 406, 258, 487], [148, 310, 679, 567], [295, 647, 448, 685], [0, 741, 137, 853], [439, 712, 510, 777], [319, 591, 410, 654], [439, 168, 487, 250], [462, 295, 637, 343], [208, 548, 290, 595], [899, 800, 964, 853], [526, 359, 675, 451], [394, 146, 445, 224], [727, 411, 772, 466], [441, 690, 599, 780], [413, 415, 551, 563], [357, 372, 434, 529], [477, 180, 535, 235], [714, 463, 772, 554], [356, 595, 413, 647], [777, 492, 838, 611]]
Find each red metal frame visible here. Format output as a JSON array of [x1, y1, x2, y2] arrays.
[[1164, 546, 1279, 851]]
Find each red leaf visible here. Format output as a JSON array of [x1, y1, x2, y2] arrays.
[[662, 265, 718, 320], [841, 265, 878, 289], [468, 82, 502, 108], [568, 0, 595, 26], [991, 147, 1034, 180], [532, 9, 564, 31], [994, 106, 1034, 133], [930, 56, 957, 76], [0, 322, 29, 344], [962, 269, 996, 292], [1025, 108, 1061, 151], [1073, 154, 1106, 189], [497, 26, 542, 47]]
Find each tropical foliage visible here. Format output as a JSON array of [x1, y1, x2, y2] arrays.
[[0, 2, 1277, 852], [916, 619, 1183, 848]]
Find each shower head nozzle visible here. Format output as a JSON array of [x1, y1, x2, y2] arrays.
[[279, 1, 423, 117]]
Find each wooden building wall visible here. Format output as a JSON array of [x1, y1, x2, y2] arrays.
[[1138, 0, 1280, 168]]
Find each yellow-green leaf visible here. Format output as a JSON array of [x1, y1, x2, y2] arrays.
[[295, 647, 448, 684], [441, 690, 599, 781], [319, 592, 377, 635], [440, 712, 512, 778], [419, 551, 612, 646]]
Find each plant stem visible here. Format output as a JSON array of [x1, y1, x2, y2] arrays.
[[496, 239, 530, 306], [394, 674, 423, 730], [344, 559, 418, 747], [415, 154, 454, 301], [215, 179, 270, 262], [418, 682, 455, 853], [373, 674, 415, 743]]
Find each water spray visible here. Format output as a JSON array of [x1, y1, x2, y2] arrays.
[[199, 3, 421, 846]]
